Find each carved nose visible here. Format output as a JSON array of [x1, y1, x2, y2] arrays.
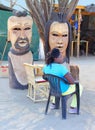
[[58, 42, 63, 44], [58, 38, 63, 44], [20, 31, 26, 38]]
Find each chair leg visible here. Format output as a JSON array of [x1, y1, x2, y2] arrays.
[[77, 95, 80, 115], [45, 93, 51, 115], [76, 82, 80, 115], [61, 96, 67, 119], [55, 97, 60, 109]]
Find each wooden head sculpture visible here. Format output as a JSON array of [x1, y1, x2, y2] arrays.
[[45, 12, 71, 63], [7, 10, 33, 89], [8, 10, 33, 55], [25, 0, 79, 62]]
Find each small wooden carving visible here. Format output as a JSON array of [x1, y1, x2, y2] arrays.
[[70, 65, 79, 81]]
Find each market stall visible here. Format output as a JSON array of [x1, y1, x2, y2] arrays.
[[71, 4, 95, 57]]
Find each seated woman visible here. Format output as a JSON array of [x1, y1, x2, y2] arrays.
[[43, 48, 83, 114]]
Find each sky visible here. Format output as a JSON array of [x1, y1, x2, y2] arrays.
[[78, 0, 95, 6], [0, 0, 95, 10]]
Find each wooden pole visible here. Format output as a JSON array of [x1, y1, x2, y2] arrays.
[[77, 9, 81, 58]]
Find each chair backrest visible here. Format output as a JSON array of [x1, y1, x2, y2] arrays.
[[43, 74, 68, 97], [70, 65, 79, 80], [23, 63, 36, 86]]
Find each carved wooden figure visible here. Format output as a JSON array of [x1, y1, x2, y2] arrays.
[[45, 12, 71, 63], [7, 11, 33, 89], [25, 0, 80, 80]]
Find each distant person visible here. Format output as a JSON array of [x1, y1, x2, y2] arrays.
[[43, 48, 83, 114]]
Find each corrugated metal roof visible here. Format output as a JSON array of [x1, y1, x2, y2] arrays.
[[0, 4, 12, 11], [86, 4, 95, 12]]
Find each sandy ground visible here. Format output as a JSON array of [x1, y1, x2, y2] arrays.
[[0, 56, 95, 130]]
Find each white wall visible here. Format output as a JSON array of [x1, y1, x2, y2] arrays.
[[38, 39, 45, 60]]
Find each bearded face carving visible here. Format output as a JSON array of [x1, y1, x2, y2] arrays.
[[7, 11, 33, 89], [8, 14, 33, 54]]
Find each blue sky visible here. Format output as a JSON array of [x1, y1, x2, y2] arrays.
[[78, 0, 95, 6], [0, 0, 95, 10]]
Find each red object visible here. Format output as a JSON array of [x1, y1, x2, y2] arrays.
[[0, 65, 8, 77]]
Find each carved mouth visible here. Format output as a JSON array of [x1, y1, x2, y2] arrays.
[[19, 41, 27, 47], [57, 46, 64, 52], [57, 46, 63, 48]]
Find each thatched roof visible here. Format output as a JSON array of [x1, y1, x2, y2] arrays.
[[0, 4, 12, 11]]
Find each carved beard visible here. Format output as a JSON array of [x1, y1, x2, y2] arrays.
[[15, 37, 29, 49], [13, 37, 30, 54]]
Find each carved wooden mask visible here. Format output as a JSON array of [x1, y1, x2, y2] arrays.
[[49, 21, 69, 58], [45, 12, 71, 62], [8, 13, 33, 52]]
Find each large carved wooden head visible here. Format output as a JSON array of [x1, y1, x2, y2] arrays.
[[7, 10, 33, 54], [25, 0, 79, 62], [45, 12, 71, 62]]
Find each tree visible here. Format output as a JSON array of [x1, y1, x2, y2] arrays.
[[25, 0, 79, 45], [4, 0, 17, 8]]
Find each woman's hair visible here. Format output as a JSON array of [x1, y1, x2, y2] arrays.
[[46, 48, 60, 65]]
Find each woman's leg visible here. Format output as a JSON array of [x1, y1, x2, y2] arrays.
[[50, 84, 83, 110], [62, 84, 83, 108]]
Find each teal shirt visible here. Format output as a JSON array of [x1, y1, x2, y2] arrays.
[[43, 63, 69, 93]]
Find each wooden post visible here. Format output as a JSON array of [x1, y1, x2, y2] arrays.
[[77, 9, 81, 58]]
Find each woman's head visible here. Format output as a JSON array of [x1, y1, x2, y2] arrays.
[[46, 48, 64, 65]]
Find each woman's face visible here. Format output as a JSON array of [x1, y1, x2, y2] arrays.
[[49, 22, 69, 57]]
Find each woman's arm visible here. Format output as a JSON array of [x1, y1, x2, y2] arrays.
[[64, 72, 75, 84]]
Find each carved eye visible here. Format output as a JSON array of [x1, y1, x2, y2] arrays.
[[62, 34, 68, 37], [13, 28, 21, 30], [24, 27, 31, 30], [52, 34, 59, 36]]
